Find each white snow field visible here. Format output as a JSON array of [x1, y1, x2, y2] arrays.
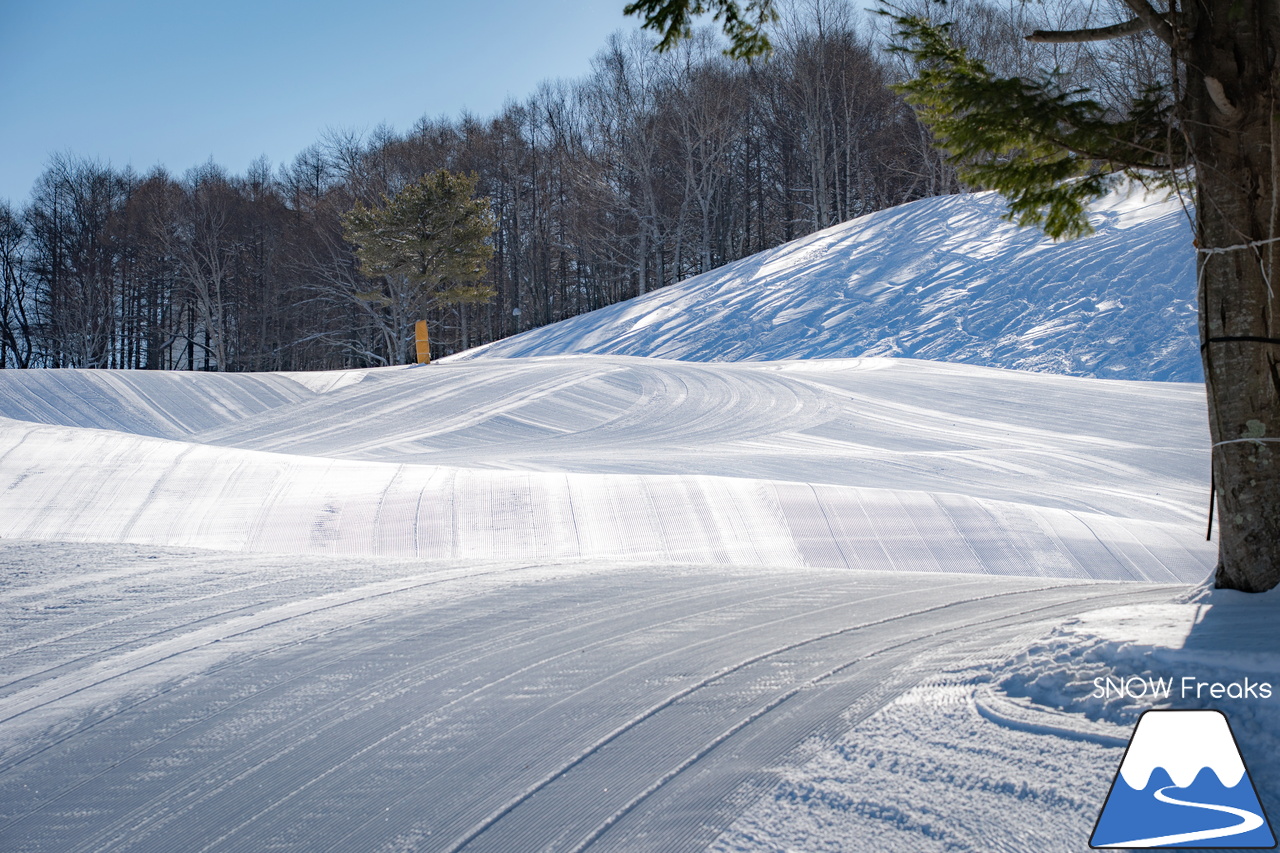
[[2, 185, 1267, 853], [711, 583, 1280, 853], [451, 184, 1199, 381], [0, 351, 1243, 853]]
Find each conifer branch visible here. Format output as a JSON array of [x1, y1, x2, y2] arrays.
[[888, 13, 1186, 238]]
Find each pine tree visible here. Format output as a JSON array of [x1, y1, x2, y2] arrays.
[[342, 170, 495, 363], [887, 14, 1182, 240]]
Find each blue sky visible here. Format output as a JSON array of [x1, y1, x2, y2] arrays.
[[0, 0, 636, 204]]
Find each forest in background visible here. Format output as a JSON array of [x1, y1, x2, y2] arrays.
[[0, 0, 1156, 371], [1, 1, 957, 371]]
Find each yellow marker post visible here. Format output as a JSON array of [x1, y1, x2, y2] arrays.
[[414, 320, 430, 365]]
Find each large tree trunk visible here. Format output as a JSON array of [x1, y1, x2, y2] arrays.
[[1188, 0, 1280, 590]]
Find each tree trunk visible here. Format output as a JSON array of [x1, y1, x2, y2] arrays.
[[1189, 0, 1280, 590]]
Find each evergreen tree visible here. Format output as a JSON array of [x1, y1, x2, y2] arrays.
[[626, 0, 1280, 592], [342, 170, 495, 363]]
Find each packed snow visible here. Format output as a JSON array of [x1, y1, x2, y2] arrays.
[[3, 186, 1277, 852], [0, 358, 1212, 579], [714, 585, 1280, 852], [0, 540, 1184, 853], [451, 184, 1199, 381]]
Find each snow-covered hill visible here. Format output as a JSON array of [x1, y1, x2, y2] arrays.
[[453, 184, 1199, 381]]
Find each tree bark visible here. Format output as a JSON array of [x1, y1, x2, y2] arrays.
[[1188, 0, 1280, 590]]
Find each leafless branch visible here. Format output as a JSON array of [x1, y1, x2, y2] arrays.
[[1026, 17, 1149, 44], [1117, 0, 1177, 48]]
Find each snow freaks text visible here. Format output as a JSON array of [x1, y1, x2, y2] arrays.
[[1093, 676, 1273, 701]]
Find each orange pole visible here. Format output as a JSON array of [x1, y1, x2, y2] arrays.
[[414, 320, 430, 364]]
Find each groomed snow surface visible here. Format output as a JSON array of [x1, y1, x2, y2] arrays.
[[2, 186, 1275, 852], [0, 357, 1212, 578]]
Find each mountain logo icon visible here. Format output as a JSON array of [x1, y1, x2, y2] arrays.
[[1091, 709, 1276, 848]]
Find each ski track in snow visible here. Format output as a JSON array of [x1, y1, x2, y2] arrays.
[[0, 541, 1181, 852]]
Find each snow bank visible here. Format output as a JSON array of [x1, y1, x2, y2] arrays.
[[0, 367, 315, 438], [995, 587, 1280, 728]]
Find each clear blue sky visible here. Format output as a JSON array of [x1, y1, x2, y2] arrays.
[[0, 0, 636, 204]]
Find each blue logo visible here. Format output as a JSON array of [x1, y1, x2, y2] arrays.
[[1091, 709, 1275, 848]]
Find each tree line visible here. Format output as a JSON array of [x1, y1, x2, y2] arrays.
[[0, 8, 953, 371]]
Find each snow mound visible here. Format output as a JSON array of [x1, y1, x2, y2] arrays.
[[0, 368, 316, 438], [0, 356, 1213, 582], [451, 184, 1198, 380]]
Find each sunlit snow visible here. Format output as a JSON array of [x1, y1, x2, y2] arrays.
[[2, 186, 1275, 853], [452, 184, 1198, 381]]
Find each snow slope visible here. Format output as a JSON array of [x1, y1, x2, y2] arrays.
[[452, 185, 1198, 381], [0, 357, 1212, 581], [0, 280, 1240, 850]]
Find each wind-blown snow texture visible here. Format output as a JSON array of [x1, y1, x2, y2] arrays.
[[452, 184, 1199, 381]]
